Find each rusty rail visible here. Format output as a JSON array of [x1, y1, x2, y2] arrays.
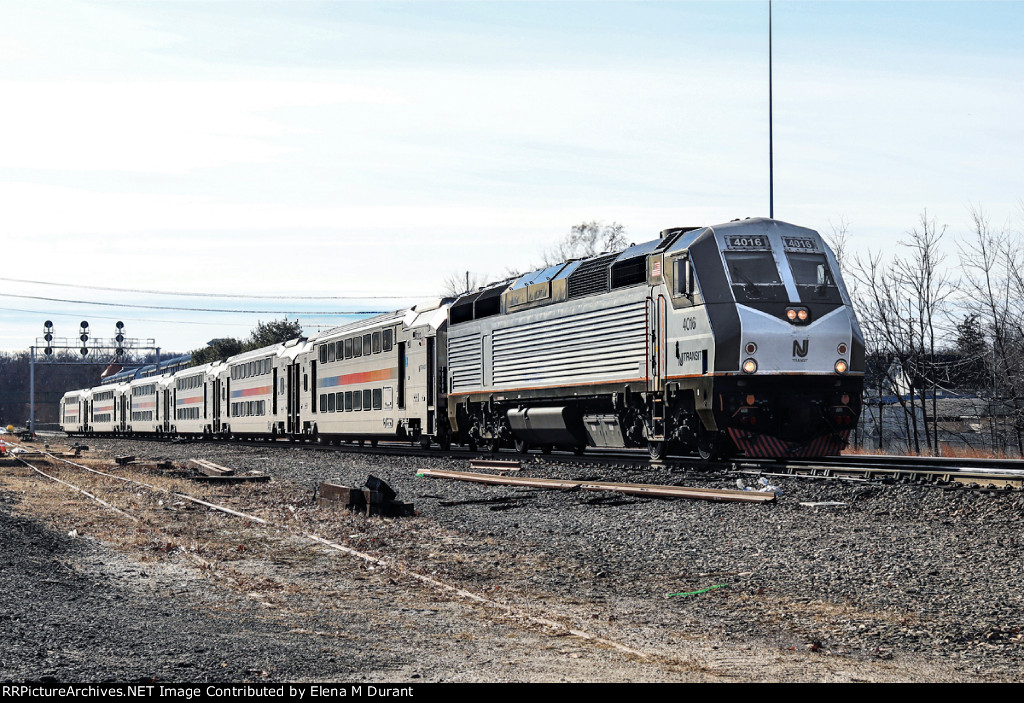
[[418, 469, 775, 503]]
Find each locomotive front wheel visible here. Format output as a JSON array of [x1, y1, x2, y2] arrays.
[[488, 437, 501, 453], [514, 439, 530, 454], [419, 435, 431, 449], [697, 433, 721, 461]]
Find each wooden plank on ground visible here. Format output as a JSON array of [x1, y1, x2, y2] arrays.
[[189, 458, 235, 476]]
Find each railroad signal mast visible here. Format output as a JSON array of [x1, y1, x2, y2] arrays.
[[28, 320, 163, 433]]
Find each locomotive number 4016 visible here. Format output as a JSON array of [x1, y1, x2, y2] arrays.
[[725, 236, 768, 249], [783, 237, 818, 250]]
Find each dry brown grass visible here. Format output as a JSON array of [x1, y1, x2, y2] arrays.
[[0, 451, 466, 617], [843, 444, 1017, 459]]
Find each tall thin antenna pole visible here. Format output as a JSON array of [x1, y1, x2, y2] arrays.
[[769, 0, 774, 219]]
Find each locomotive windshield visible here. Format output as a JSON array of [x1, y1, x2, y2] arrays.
[[723, 251, 786, 302], [786, 252, 843, 304]]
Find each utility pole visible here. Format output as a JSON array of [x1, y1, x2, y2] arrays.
[[769, 0, 774, 220]]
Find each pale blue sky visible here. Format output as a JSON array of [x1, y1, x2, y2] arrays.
[[1, 1, 1021, 353]]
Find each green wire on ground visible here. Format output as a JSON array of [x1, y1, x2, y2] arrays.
[[666, 584, 728, 598]]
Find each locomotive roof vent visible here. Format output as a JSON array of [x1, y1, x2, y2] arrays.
[[566, 252, 616, 299], [656, 227, 700, 252]]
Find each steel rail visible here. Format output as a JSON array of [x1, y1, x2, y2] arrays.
[[417, 469, 776, 503]]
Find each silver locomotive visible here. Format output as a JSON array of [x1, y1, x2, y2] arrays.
[[446, 218, 864, 459]]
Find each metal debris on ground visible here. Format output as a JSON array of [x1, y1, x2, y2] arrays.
[[114, 455, 136, 466], [798, 501, 848, 508], [736, 477, 783, 496], [318, 475, 414, 517]]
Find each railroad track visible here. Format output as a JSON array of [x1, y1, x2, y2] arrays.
[[736, 454, 1024, 490], [29, 431, 1024, 490]]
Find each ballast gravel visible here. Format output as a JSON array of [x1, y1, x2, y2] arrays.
[[3, 437, 1022, 682]]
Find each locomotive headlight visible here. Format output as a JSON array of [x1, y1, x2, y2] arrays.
[[834, 359, 848, 374], [837, 342, 848, 355], [785, 307, 810, 324], [742, 358, 758, 374], [744, 342, 757, 354]]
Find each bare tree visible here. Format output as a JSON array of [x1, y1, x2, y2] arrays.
[[541, 221, 628, 266], [851, 210, 956, 454], [958, 204, 1024, 453], [898, 210, 956, 453], [825, 215, 852, 274], [440, 271, 482, 298]]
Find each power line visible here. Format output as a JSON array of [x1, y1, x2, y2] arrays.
[[0, 276, 429, 300], [0, 292, 388, 316], [0, 307, 255, 327]]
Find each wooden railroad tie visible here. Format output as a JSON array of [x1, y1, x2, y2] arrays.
[[187, 458, 268, 483]]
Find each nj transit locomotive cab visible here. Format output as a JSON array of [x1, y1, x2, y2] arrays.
[[447, 217, 864, 460], [659, 218, 864, 458]]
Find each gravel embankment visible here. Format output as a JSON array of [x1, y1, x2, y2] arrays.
[[4, 437, 1023, 682]]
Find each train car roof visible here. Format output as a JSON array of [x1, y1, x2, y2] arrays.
[[223, 340, 298, 367]]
